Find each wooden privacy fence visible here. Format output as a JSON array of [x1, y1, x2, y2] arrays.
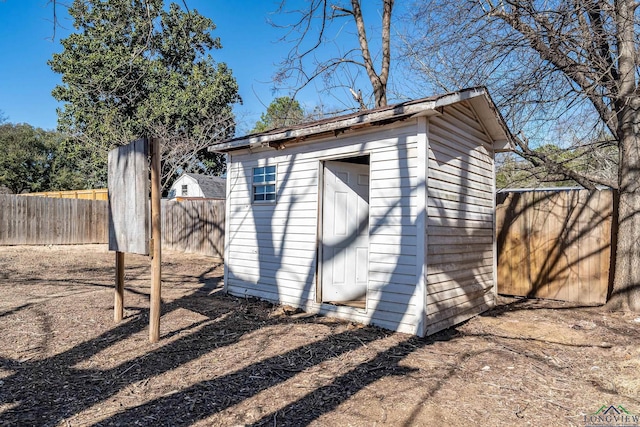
[[22, 188, 109, 201], [0, 195, 225, 259], [161, 199, 225, 262], [0, 195, 109, 245], [496, 189, 612, 304]]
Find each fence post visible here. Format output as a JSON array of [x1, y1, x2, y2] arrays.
[[114, 251, 125, 322], [149, 138, 162, 343]]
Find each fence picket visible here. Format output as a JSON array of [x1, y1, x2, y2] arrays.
[[0, 195, 224, 260], [496, 189, 612, 304]]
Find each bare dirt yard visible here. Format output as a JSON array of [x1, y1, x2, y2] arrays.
[[0, 244, 639, 427]]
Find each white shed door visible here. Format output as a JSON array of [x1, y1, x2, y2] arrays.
[[321, 160, 369, 302]]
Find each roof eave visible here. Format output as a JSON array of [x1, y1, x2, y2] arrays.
[[209, 103, 435, 153], [209, 87, 514, 153]]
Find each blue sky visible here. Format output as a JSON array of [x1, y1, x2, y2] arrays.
[[0, 0, 378, 134]]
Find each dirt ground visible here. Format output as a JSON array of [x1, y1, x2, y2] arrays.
[[0, 245, 639, 427]]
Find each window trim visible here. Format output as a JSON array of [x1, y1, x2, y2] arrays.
[[252, 165, 277, 203]]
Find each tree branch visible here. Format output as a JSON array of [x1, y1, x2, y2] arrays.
[[487, 2, 618, 134]]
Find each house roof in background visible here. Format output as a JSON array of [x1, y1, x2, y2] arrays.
[[208, 87, 515, 153], [184, 173, 226, 198]]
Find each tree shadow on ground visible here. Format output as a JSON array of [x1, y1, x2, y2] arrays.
[[245, 329, 459, 427], [0, 263, 461, 427], [480, 296, 599, 317]]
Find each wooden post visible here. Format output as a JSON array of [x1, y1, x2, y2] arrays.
[[149, 138, 162, 343], [114, 251, 125, 322]]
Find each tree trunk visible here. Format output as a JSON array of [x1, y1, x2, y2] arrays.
[[609, 96, 640, 311], [608, 0, 640, 311], [372, 80, 387, 109], [350, 0, 391, 109]]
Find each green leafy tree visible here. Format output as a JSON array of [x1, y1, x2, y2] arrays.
[[496, 143, 618, 190], [48, 135, 105, 190], [0, 124, 55, 194], [495, 154, 540, 190], [0, 123, 99, 193], [251, 97, 305, 133], [49, 0, 241, 189]]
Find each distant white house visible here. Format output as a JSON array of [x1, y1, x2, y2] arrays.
[[168, 173, 226, 200]]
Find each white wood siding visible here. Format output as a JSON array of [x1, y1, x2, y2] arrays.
[[225, 122, 424, 335], [223, 99, 497, 337], [425, 101, 496, 334], [169, 175, 204, 198]]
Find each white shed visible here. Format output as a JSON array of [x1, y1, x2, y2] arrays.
[[209, 87, 514, 336]]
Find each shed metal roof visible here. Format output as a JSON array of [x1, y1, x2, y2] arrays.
[[209, 87, 514, 153]]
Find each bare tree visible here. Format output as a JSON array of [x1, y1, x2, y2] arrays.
[[273, 0, 394, 109], [406, 0, 640, 310], [148, 110, 236, 192]]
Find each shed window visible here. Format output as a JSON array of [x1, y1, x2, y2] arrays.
[[253, 166, 276, 202], [181, 185, 188, 196]]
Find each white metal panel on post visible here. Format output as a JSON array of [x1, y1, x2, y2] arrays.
[[107, 137, 162, 343], [108, 138, 149, 255]]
